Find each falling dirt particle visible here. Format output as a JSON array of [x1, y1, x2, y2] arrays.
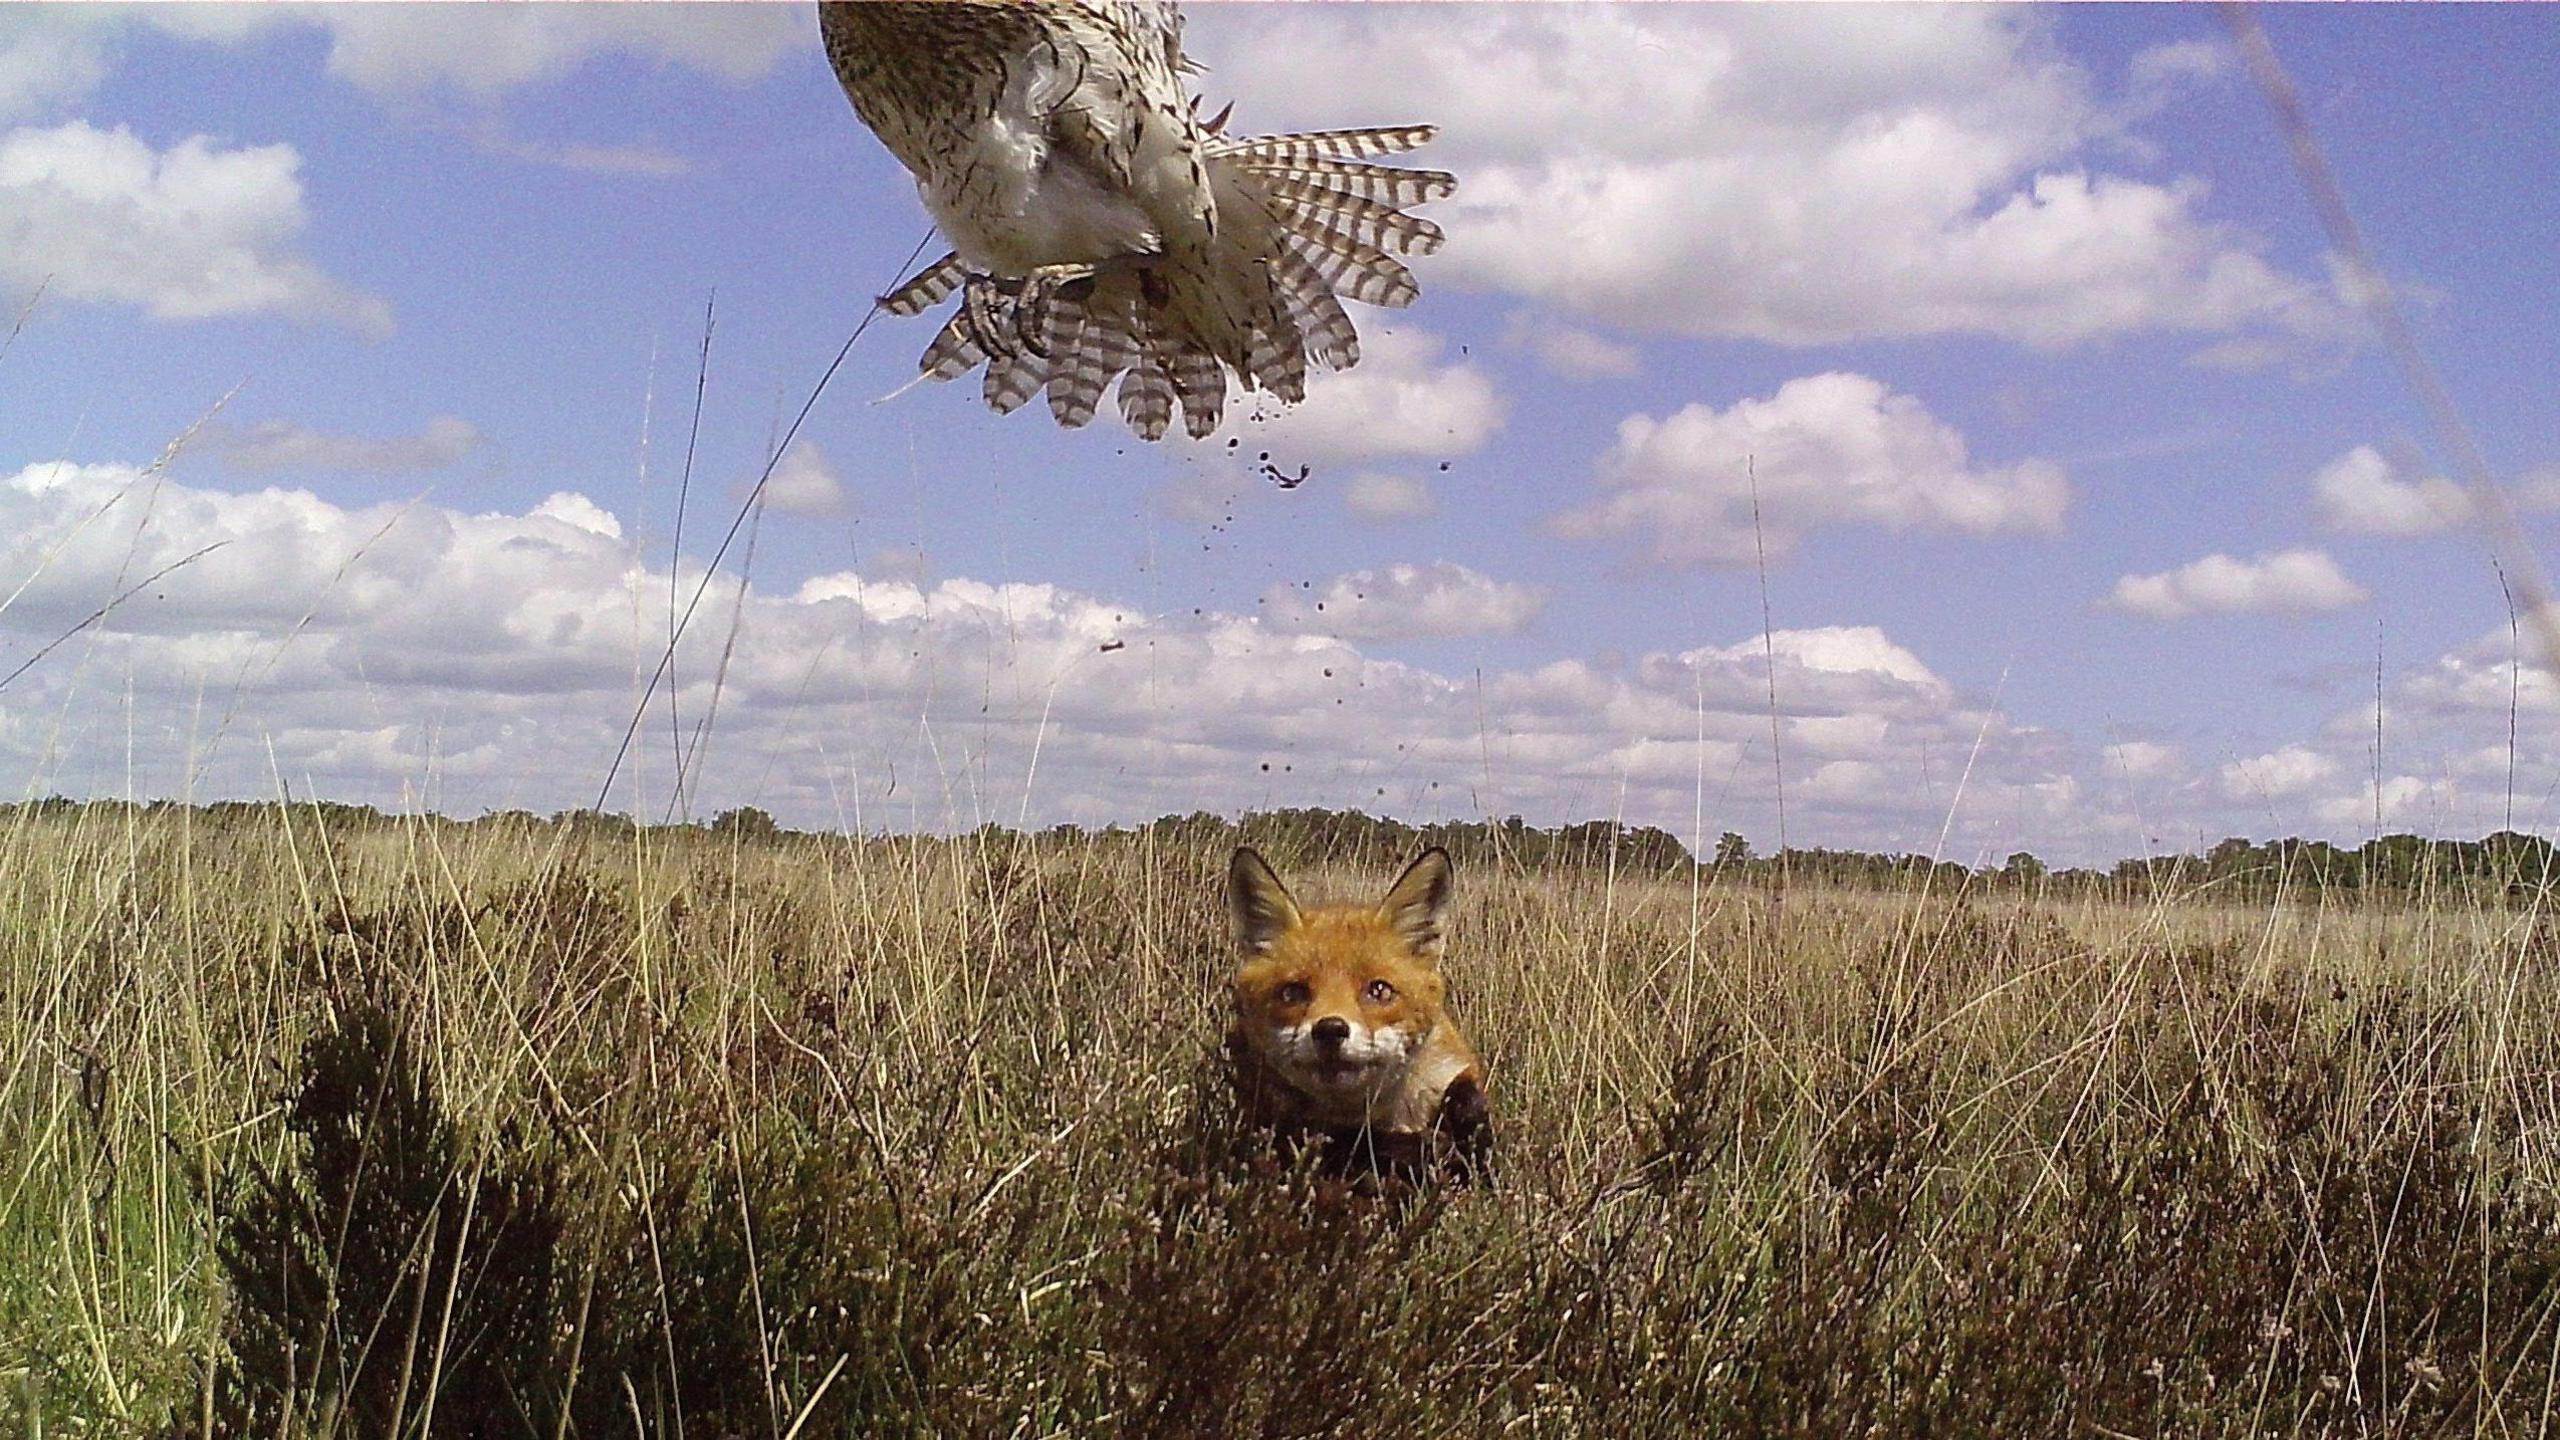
[[1099, 640, 1125, 653], [1438, 461, 1452, 472], [1260, 763, 1270, 772], [1322, 668, 1333, 678]]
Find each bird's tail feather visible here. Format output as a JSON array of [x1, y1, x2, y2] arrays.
[[1047, 274, 1141, 430], [882, 252, 968, 316], [1204, 124, 1438, 165], [887, 124, 1449, 442]]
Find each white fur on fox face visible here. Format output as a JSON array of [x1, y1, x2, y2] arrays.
[[1268, 1019, 1413, 1092]]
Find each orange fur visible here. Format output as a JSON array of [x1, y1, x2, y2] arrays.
[[1226, 847, 1488, 1169]]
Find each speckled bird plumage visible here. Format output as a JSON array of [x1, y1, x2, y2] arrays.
[[820, 0, 1453, 441]]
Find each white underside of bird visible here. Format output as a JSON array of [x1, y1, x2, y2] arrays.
[[819, 0, 1453, 442]]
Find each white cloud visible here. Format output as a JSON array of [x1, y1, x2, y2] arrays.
[[1262, 563, 1545, 641], [282, 6, 803, 100], [1506, 314, 1640, 381], [2137, 612, 2560, 841], [864, 545, 931, 587], [2220, 744, 2336, 800], [2106, 549, 2367, 622], [2310, 445, 2471, 537], [1556, 372, 2069, 568], [2125, 40, 2231, 113], [0, 461, 633, 652], [210, 417, 479, 475], [2102, 740, 2183, 782], [2395, 607, 2560, 721], [2518, 466, 2560, 512], [0, 122, 391, 335], [0, 457, 2100, 859], [1184, 6, 2336, 355], [1198, 328, 1503, 467], [761, 444, 848, 518], [1342, 472, 1437, 523], [464, 123, 693, 179], [0, 9, 796, 180], [0, 15, 112, 124], [2308, 774, 2470, 832], [529, 492, 623, 541], [31, 459, 2553, 863], [1704, 625, 1951, 697], [2307, 446, 2560, 538]]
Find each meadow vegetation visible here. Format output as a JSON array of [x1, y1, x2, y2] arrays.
[[6, 798, 2560, 1435]]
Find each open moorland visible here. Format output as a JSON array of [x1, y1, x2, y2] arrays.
[[8, 800, 2560, 1436]]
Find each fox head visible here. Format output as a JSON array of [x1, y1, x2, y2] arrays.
[[1227, 846, 1453, 1109]]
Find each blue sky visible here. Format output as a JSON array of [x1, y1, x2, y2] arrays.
[[3, 3, 2557, 866]]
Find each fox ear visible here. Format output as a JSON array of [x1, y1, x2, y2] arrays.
[[1228, 847, 1302, 954], [1377, 847, 1454, 961]]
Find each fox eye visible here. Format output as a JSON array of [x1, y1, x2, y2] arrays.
[[1363, 979, 1397, 1004], [1276, 981, 1311, 1007]]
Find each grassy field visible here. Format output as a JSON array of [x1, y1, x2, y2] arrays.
[[7, 801, 2560, 1436]]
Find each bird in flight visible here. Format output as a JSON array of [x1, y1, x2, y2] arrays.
[[820, 1, 1454, 442]]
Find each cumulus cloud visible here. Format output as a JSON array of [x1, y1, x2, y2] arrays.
[[2139, 608, 2560, 841], [1262, 563, 1545, 641], [28, 458, 2546, 862], [0, 461, 637, 662], [1197, 328, 1504, 468], [1555, 372, 2069, 567], [2309, 445, 2560, 538], [2393, 607, 2560, 723], [0, 10, 795, 182], [0, 7, 802, 115], [760, 444, 848, 518], [208, 417, 480, 475], [0, 457, 2104, 859], [2106, 549, 2367, 622], [864, 544, 931, 587], [0, 15, 112, 124], [2310, 445, 2471, 537], [1342, 472, 1438, 523], [279, 6, 804, 100], [1506, 314, 1640, 381], [1184, 6, 2337, 355], [2102, 740, 2183, 782], [0, 121, 391, 334], [2220, 744, 2336, 800]]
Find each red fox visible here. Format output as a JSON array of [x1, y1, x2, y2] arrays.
[[1225, 846, 1491, 1178]]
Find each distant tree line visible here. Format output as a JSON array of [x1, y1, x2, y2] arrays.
[[5, 794, 2556, 900]]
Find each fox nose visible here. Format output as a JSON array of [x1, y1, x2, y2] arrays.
[[1311, 1016, 1352, 1051]]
